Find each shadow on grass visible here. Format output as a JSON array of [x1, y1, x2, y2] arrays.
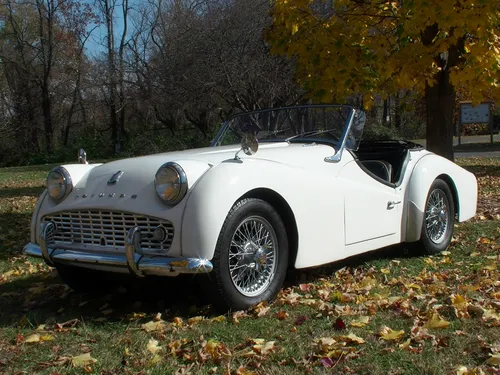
[[0, 271, 210, 327], [0, 186, 45, 198], [0, 242, 420, 328], [454, 142, 500, 153], [463, 164, 500, 178], [0, 212, 32, 262]]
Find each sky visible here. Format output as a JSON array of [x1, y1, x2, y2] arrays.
[[83, 0, 128, 58]]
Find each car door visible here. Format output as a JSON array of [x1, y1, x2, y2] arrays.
[[338, 159, 402, 247]]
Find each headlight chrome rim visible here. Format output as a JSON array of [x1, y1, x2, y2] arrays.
[[47, 166, 73, 203], [154, 162, 188, 205]]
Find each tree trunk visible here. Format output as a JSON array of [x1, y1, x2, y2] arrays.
[[394, 92, 401, 129], [41, 84, 53, 153], [382, 98, 388, 126], [102, 0, 120, 152], [425, 69, 455, 161]]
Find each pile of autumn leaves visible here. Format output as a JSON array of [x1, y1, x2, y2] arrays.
[[122, 256, 500, 374], [4, 242, 500, 374]]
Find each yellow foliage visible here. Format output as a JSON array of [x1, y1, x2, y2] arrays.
[[267, 0, 500, 108]]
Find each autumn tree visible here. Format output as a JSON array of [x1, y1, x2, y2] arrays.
[[0, 0, 97, 157], [266, 0, 500, 160]]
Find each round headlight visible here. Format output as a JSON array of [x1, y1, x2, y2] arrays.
[[47, 166, 72, 202], [154, 162, 188, 205]]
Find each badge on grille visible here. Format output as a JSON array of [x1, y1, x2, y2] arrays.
[[108, 171, 124, 185]]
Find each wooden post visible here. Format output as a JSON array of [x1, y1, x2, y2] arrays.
[[490, 102, 494, 144], [458, 104, 462, 146]]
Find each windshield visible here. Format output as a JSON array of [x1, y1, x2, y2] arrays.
[[212, 105, 360, 148]]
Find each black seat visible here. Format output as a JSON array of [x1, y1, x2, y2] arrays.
[[360, 160, 393, 182]]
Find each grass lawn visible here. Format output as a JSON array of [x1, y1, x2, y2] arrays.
[[0, 157, 499, 375]]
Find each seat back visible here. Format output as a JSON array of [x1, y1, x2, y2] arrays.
[[360, 160, 393, 182]]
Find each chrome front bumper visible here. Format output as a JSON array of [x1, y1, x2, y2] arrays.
[[23, 223, 213, 277]]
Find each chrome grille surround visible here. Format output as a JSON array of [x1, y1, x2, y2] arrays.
[[42, 210, 174, 254]]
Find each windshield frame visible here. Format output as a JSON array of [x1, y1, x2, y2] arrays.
[[210, 104, 365, 158]]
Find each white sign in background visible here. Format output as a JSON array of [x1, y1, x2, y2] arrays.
[[460, 102, 490, 124]]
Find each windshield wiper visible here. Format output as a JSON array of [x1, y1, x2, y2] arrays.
[[285, 130, 320, 142]]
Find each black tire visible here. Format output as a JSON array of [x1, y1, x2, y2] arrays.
[[55, 264, 116, 293], [418, 178, 455, 255], [209, 198, 289, 311]]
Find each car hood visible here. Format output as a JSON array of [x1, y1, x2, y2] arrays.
[[80, 142, 336, 186]]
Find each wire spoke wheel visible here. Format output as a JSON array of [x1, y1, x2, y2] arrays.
[[209, 198, 288, 311], [228, 216, 278, 297], [424, 188, 450, 245]]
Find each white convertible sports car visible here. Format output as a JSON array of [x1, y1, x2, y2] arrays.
[[23, 104, 478, 310]]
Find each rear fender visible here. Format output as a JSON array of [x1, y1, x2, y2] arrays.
[[404, 154, 477, 242]]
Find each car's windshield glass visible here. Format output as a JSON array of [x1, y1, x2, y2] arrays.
[[213, 105, 354, 147]]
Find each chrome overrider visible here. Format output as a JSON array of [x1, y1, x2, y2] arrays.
[[23, 222, 214, 276]]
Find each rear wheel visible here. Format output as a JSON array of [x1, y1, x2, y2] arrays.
[[209, 198, 288, 311], [418, 178, 455, 255]]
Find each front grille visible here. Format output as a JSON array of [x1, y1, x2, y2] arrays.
[[42, 210, 174, 253]]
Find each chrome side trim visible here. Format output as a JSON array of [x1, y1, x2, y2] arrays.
[[22, 242, 213, 277]]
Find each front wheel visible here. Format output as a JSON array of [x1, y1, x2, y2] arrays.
[[209, 198, 289, 311], [418, 178, 455, 255]]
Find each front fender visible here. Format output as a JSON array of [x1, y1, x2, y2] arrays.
[[404, 153, 477, 242], [180, 158, 345, 268]]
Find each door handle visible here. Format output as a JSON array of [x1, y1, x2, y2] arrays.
[[387, 200, 401, 209]]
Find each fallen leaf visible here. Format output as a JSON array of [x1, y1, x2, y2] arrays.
[[276, 310, 289, 320], [350, 316, 370, 328], [24, 334, 41, 343], [142, 320, 168, 332], [379, 326, 405, 341], [153, 312, 162, 321], [295, 315, 307, 325], [210, 315, 226, 323], [423, 312, 450, 329], [129, 312, 146, 321], [253, 302, 270, 317], [236, 365, 258, 375], [187, 316, 204, 325], [147, 338, 161, 354], [334, 317, 346, 330], [483, 309, 500, 321], [71, 352, 97, 368], [232, 311, 248, 324], [398, 338, 411, 349], [253, 340, 275, 355], [172, 317, 183, 326], [487, 353, 500, 365], [150, 353, 162, 365], [341, 333, 365, 344], [299, 283, 312, 292], [320, 357, 335, 368]]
